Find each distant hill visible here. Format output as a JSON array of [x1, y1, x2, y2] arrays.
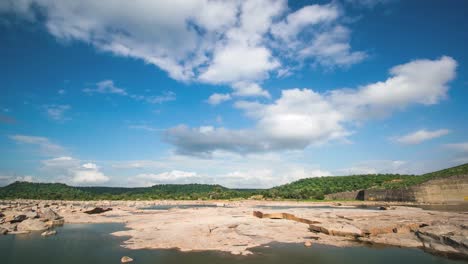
[[261, 163, 468, 200], [0, 163, 466, 200], [0, 182, 255, 200]]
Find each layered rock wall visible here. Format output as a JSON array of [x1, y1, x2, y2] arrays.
[[326, 175, 468, 203]]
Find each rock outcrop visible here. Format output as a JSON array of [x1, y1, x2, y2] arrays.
[[309, 222, 363, 237], [41, 230, 57, 236], [416, 225, 468, 256], [121, 256, 133, 263], [17, 219, 48, 231], [253, 211, 320, 224]]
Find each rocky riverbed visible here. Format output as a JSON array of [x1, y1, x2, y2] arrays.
[[1, 200, 467, 259]]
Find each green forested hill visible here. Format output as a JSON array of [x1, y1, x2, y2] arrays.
[[0, 163, 466, 200], [0, 182, 254, 200], [261, 163, 468, 200]]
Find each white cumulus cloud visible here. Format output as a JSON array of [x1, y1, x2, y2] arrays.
[[165, 56, 457, 155], [1, 0, 364, 97], [207, 93, 232, 105]]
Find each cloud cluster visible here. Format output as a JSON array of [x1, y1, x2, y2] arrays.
[[121, 152, 332, 188], [41, 156, 110, 185], [1, 0, 364, 100], [165, 56, 457, 156]]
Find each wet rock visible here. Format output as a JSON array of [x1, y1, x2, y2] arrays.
[[17, 218, 48, 232], [84, 207, 112, 214], [41, 230, 57, 237], [309, 222, 363, 237], [361, 233, 424, 248], [121, 256, 133, 263], [0, 227, 7, 235], [8, 230, 30, 234], [48, 218, 65, 227], [304, 241, 313, 247], [416, 225, 468, 255]]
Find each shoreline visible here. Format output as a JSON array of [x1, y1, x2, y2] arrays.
[[1, 200, 467, 259]]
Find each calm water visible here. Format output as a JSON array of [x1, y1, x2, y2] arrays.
[[1, 223, 466, 264]]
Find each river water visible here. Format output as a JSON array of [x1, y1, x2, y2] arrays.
[[1, 223, 466, 264]]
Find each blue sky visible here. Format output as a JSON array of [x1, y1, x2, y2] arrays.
[[1, 0, 467, 188]]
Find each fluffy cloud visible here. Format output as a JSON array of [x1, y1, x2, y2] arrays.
[[165, 56, 457, 155], [0, 174, 34, 186], [70, 163, 109, 184], [9, 135, 66, 156], [231, 82, 271, 98], [330, 56, 457, 119], [395, 129, 450, 145], [41, 156, 110, 185], [1, 0, 364, 98], [207, 93, 231, 105], [271, 4, 339, 41], [299, 26, 367, 67]]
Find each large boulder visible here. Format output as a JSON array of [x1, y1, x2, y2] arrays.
[[38, 208, 61, 221], [25, 211, 39, 219], [17, 219, 48, 232]]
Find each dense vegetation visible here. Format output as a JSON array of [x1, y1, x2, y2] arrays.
[[262, 163, 468, 200], [0, 163, 466, 200], [0, 182, 258, 200]]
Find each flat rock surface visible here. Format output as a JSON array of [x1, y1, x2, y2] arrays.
[[1, 200, 467, 258]]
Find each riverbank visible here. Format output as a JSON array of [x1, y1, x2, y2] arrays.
[[1, 200, 467, 259]]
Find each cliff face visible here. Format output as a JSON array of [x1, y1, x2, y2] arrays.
[[411, 174, 468, 203], [325, 175, 468, 203]]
